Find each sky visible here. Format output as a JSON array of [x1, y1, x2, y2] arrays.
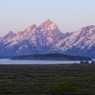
[[0, 0, 95, 37]]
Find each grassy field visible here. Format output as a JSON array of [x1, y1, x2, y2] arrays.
[[0, 64, 95, 95]]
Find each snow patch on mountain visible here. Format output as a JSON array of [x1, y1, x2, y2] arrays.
[[47, 23, 57, 30]]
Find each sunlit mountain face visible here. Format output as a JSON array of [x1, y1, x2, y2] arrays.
[[0, 19, 95, 57]]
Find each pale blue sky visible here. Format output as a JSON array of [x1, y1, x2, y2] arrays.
[[0, 0, 95, 37]]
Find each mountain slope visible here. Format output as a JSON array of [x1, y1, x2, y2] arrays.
[[0, 19, 95, 57], [0, 19, 62, 56], [54, 25, 95, 56], [38, 19, 64, 43], [0, 24, 50, 56]]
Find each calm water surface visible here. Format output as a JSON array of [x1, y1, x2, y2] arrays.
[[0, 59, 82, 65]]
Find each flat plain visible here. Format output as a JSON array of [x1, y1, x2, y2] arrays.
[[0, 64, 95, 95]]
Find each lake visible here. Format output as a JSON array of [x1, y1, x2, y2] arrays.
[[0, 59, 93, 65]]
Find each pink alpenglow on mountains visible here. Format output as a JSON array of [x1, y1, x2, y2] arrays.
[[0, 19, 95, 57]]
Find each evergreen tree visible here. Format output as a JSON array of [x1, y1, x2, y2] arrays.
[[91, 60, 95, 64]]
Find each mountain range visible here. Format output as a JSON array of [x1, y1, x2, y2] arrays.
[[0, 19, 95, 57]]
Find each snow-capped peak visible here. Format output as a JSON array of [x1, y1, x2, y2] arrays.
[[8, 31, 13, 35], [47, 22, 57, 30], [26, 24, 37, 32], [39, 19, 52, 28], [1, 19, 95, 57], [83, 25, 95, 30], [46, 18, 51, 23], [3, 31, 16, 41]]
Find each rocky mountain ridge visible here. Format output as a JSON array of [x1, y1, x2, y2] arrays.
[[55, 25, 95, 56], [0, 19, 95, 57]]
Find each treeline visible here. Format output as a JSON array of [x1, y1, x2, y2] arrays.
[[11, 53, 91, 61], [80, 60, 95, 64]]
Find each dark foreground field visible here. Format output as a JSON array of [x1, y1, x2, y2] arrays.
[[0, 64, 95, 95]]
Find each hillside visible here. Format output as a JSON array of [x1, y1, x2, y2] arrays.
[[11, 54, 91, 61]]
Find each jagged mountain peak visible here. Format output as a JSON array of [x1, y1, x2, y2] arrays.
[[82, 25, 95, 30], [70, 25, 95, 37], [1, 19, 95, 57], [45, 18, 51, 23], [8, 31, 13, 34], [76, 25, 95, 37], [46, 18, 51, 23], [39, 19, 52, 28], [26, 24, 37, 32], [3, 31, 16, 41], [37, 19, 63, 43], [5, 31, 15, 36], [39, 19, 58, 31]]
